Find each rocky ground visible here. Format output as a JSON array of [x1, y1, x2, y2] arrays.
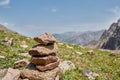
[[0, 31, 120, 80]]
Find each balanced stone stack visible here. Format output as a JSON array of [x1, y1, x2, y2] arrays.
[[20, 33, 62, 80], [29, 33, 60, 71]]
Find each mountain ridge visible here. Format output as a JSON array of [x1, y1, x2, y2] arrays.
[[0, 25, 119, 79], [0, 24, 14, 33], [53, 30, 105, 45], [0, 29, 120, 79], [86, 19, 120, 50], [96, 19, 120, 50]]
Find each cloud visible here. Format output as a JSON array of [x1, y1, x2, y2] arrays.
[[51, 8, 58, 12], [0, 0, 10, 7], [110, 6, 120, 16]]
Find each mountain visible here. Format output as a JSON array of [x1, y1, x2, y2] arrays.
[[53, 31, 80, 43], [95, 19, 120, 50], [0, 30, 120, 79], [53, 30, 105, 45], [0, 26, 119, 79], [0, 24, 14, 32]]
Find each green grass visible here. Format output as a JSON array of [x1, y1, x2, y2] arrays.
[[0, 31, 35, 68], [58, 43, 120, 80], [0, 31, 120, 80]]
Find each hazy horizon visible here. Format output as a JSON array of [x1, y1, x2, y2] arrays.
[[0, 0, 120, 36]]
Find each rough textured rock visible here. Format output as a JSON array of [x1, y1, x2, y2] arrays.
[[21, 64, 62, 80], [87, 50, 94, 55], [20, 41, 28, 48], [66, 45, 73, 49], [81, 69, 99, 80], [76, 51, 83, 55], [96, 19, 120, 50], [2, 68, 20, 80], [0, 37, 13, 46], [31, 56, 58, 65], [20, 44, 28, 48], [29, 43, 58, 56], [36, 59, 60, 71], [59, 60, 75, 73], [0, 55, 5, 59], [109, 50, 120, 56], [34, 33, 57, 45], [18, 78, 29, 80], [14, 59, 29, 69], [0, 69, 7, 79], [18, 53, 31, 58]]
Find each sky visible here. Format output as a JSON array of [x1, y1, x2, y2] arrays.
[[0, 0, 120, 37]]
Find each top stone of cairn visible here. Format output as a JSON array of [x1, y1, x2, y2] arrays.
[[34, 33, 57, 45]]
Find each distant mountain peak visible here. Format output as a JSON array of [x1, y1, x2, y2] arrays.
[[53, 30, 105, 45], [96, 19, 120, 50]]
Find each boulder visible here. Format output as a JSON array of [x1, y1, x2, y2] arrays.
[[81, 69, 99, 80], [0, 69, 7, 79], [21, 64, 62, 80], [109, 50, 120, 56], [87, 50, 94, 55], [23, 79, 29, 80], [76, 51, 83, 55], [29, 43, 58, 56], [20, 44, 28, 49], [18, 53, 31, 58], [18, 78, 29, 80], [0, 38, 13, 46], [34, 33, 57, 45], [31, 56, 58, 65], [14, 59, 29, 69], [36, 59, 60, 71], [0, 55, 5, 59], [2, 68, 20, 80], [58, 42, 64, 45], [58, 60, 75, 73], [66, 45, 73, 49]]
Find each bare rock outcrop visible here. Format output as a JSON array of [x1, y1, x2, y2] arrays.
[[2, 68, 21, 80], [96, 19, 120, 50], [21, 63, 62, 80]]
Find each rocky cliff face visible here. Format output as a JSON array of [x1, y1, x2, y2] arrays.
[[96, 19, 120, 50]]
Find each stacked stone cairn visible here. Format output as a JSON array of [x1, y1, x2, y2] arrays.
[[29, 33, 60, 71], [20, 33, 62, 80]]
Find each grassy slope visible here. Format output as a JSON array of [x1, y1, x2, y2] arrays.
[[0, 31, 35, 68], [0, 31, 120, 80]]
